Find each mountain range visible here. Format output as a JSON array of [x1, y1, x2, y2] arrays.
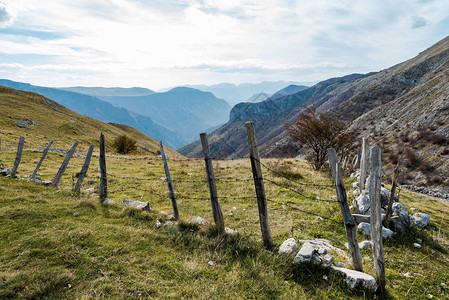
[[178, 81, 310, 105], [179, 36, 449, 190], [0, 79, 185, 149]]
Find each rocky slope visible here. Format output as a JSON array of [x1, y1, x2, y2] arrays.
[[179, 36, 449, 191]]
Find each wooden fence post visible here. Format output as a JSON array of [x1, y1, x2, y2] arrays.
[[200, 133, 225, 233], [11, 136, 25, 177], [385, 160, 400, 228], [360, 138, 369, 190], [159, 141, 179, 220], [74, 144, 94, 193], [51, 141, 78, 187], [369, 146, 386, 295], [30, 139, 54, 180], [99, 133, 107, 200], [328, 148, 364, 272], [245, 122, 273, 250]]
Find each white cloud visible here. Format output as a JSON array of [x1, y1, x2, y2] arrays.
[[0, 1, 14, 28], [0, 0, 448, 89]]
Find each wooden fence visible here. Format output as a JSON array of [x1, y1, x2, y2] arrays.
[[0, 124, 388, 292]]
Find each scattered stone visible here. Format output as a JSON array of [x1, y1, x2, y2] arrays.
[[228, 212, 233, 216], [331, 266, 377, 292], [15, 118, 39, 128], [358, 222, 371, 235], [392, 202, 414, 226], [167, 214, 177, 221], [96, 168, 101, 172], [208, 261, 214, 267], [0, 168, 11, 176], [279, 238, 298, 255], [293, 242, 316, 264], [73, 212, 79, 217], [123, 199, 151, 210], [225, 227, 239, 235], [413, 213, 430, 227], [403, 272, 411, 277], [352, 182, 359, 189], [331, 195, 337, 200], [428, 294, 434, 299], [87, 180, 97, 185], [355, 193, 370, 215], [102, 198, 114, 205], [315, 216, 323, 221], [358, 241, 372, 249], [414, 243, 422, 249], [156, 220, 162, 228], [41, 180, 52, 186], [410, 207, 417, 211], [382, 227, 394, 239], [231, 207, 237, 211], [160, 211, 167, 216], [190, 216, 208, 225], [441, 282, 447, 287], [323, 275, 328, 281], [321, 254, 334, 265], [84, 188, 95, 193], [380, 187, 391, 206]]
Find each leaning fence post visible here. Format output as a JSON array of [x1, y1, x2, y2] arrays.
[[360, 138, 369, 190], [74, 144, 94, 193], [30, 139, 54, 180], [200, 133, 225, 234], [99, 133, 107, 200], [385, 160, 400, 228], [159, 141, 179, 220], [11, 136, 25, 177], [328, 148, 363, 272], [369, 146, 386, 295], [245, 122, 273, 250], [51, 141, 78, 187]]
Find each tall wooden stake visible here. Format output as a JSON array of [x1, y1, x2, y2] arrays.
[[200, 133, 225, 233], [328, 148, 364, 272], [99, 133, 107, 200], [74, 144, 94, 193], [245, 122, 273, 249], [360, 138, 369, 190], [11, 136, 25, 177], [51, 141, 78, 187], [159, 141, 179, 220], [30, 139, 54, 180], [385, 160, 400, 228], [369, 146, 386, 296]]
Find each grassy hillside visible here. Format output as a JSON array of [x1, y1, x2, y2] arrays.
[[0, 142, 448, 298], [0, 86, 181, 158]]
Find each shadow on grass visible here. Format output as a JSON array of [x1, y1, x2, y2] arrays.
[[384, 225, 447, 254]]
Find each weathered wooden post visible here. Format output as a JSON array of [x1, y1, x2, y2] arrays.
[[99, 133, 107, 200], [328, 148, 363, 272], [359, 138, 369, 190], [51, 141, 78, 187], [245, 122, 273, 249], [200, 133, 225, 234], [385, 160, 400, 227], [30, 139, 54, 180], [369, 146, 386, 296], [11, 136, 25, 177], [74, 144, 94, 193], [159, 141, 179, 220]]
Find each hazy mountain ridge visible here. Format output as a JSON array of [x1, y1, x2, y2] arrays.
[[60, 86, 155, 97], [0, 79, 185, 149], [97, 87, 231, 144]]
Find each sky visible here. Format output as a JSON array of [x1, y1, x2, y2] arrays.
[[0, 0, 448, 91]]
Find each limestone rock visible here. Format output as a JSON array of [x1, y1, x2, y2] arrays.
[[0, 168, 11, 176], [331, 266, 378, 292], [380, 187, 390, 206], [392, 202, 414, 226], [225, 227, 239, 235], [358, 222, 371, 235], [123, 199, 151, 210], [293, 242, 316, 263], [358, 241, 372, 249], [382, 227, 394, 239], [279, 238, 298, 255], [414, 243, 422, 249], [190, 216, 208, 225], [102, 198, 114, 205], [413, 213, 430, 227], [355, 193, 370, 215]]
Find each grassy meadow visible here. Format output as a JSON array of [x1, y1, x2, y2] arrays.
[[0, 145, 448, 299]]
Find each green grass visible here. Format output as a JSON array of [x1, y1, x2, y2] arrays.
[[0, 147, 448, 299]]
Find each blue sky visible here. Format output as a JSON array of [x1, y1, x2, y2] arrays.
[[0, 0, 448, 90]]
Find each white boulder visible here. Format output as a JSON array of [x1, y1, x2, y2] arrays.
[[413, 213, 430, 227], [331, 266, 378, 292], [279, 238, 298, 255]]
